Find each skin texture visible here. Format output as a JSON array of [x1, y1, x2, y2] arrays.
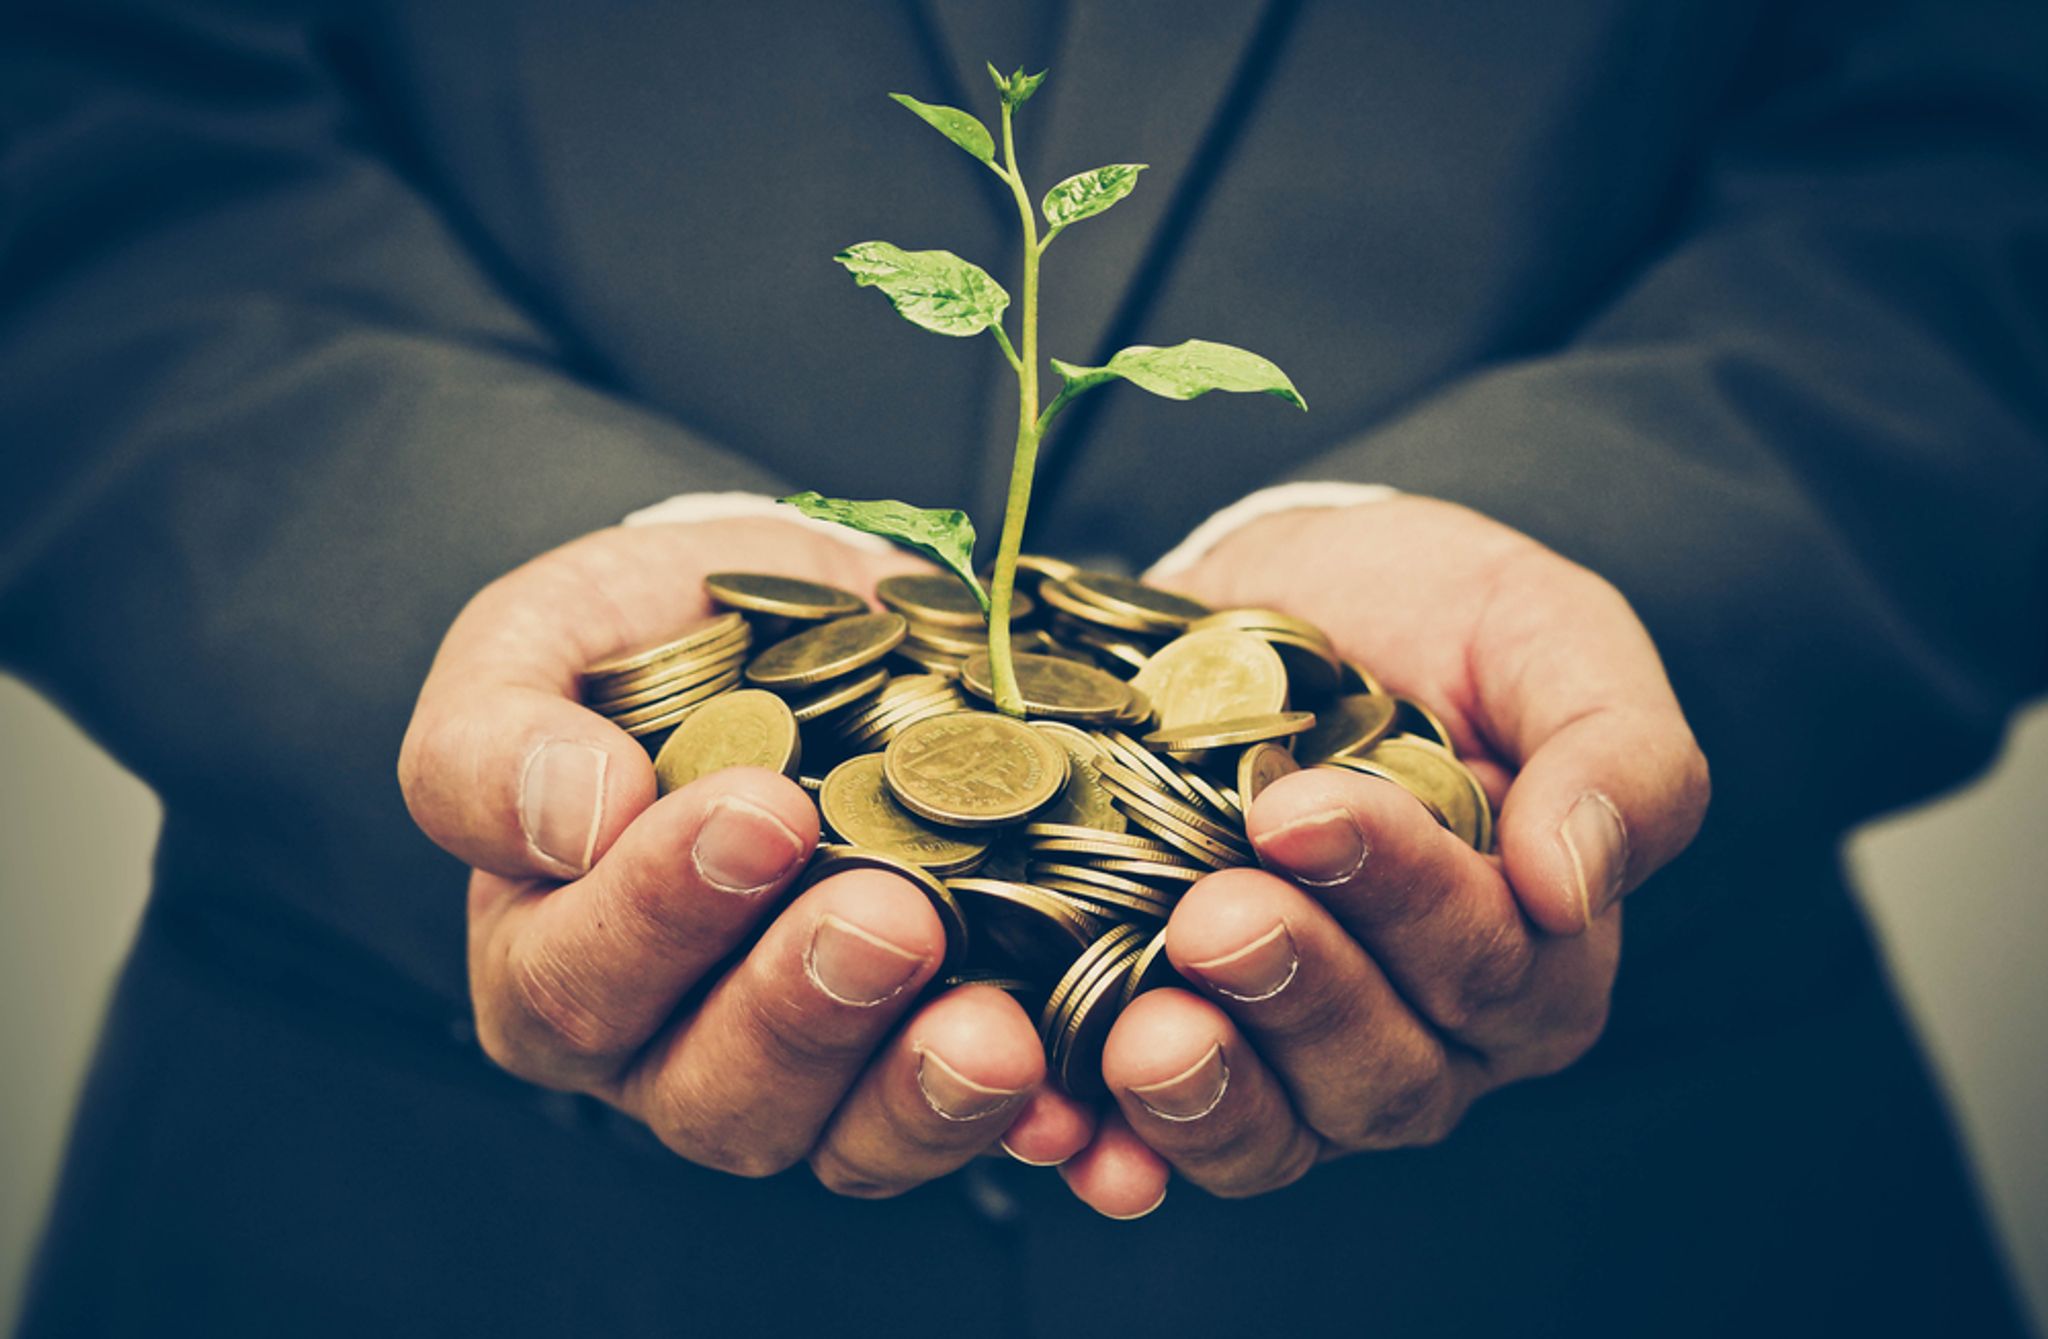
[[1052, 495, 1710, 1214], [401, 499, 1707, 1218], [399, 517, 1099, 1197]]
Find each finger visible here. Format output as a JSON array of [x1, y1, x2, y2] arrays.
[[998, 1087, 1099, 1168], [1099, 989, 1322, 1198], [1470, 563, 1710, 933], [1165, 865, 1490, 1144], [400, 520, 918, 880], [468, 767, 819, 1089], [1247, 769, 1561, 1049], [807, 986, 1044, 1197], [1057, 1109, 1172, 1220], [613, 868, 944, 1178]]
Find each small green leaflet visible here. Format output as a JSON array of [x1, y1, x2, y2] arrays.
[[1050, 339, 1307, 410], [887, 93, 994, 165], [986, 62, 1047, 107], [1042, 164, 1147, 230], [834, 242, 1011, 338], [777, 493, 990, 614]]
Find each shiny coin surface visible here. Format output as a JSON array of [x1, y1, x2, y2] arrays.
[[1296, 693, 1398, 764], [787, 664, 889, 723], [1131, 629, 1290, 732], [799, 845, 969, 971], [1119, 928, 1182, 1011], [1045, 927, 1149, 1097], [1237, 740, 1301, 806], [704, 572, 866, 621], [1365, 735, 1490, 850], [652, 688, 801, 794], [1031, 722, 1128, 832], [1143, 712, 1316, 752], [609, 669, 744, 733], [584, 612, 748, 682], [745, 612, 908, 689], [877, 573, 1031, 629], [1061, 572, 1210, 636], [883, 712, 1071, 828], [817, 755, 991, 874], [1041, 923, 1146, 1047], [959, 652, 1134, 723]]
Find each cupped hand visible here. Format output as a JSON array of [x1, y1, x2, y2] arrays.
[[398, 518, 1095, 1194], [1056, 494, 1710, 1213]]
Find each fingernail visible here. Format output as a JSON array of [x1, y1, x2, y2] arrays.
[[1129, 1043, 1229, 1122], [1103, 1185, 1169, 1221], [692, 796, 805, 896], [806, 914, 927, 1006], [1188, 923, 1299, 1002], [1258, 807, 1366, 886], [999, 1138, 1068, 1168], [519, 740, 609, 875], [1559, 792, 1629, 927], [916, 1047, 1025, 1122]]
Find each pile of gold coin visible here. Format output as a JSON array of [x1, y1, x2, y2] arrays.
[[585, 565, 1494, 1095]]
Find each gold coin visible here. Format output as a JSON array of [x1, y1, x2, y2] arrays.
[[586, 643, 750, 713], [652, 688, 801, 794], [1031, 722, 1128, 833], [787, 665, 889, 724], [958, 652, 1134, 723], [1238, 740, 1301, 806], [1130, 629, 1289, 732], [1187, 609, 1342, 700], [1095, 767, 1255, 867], [1318, 754, 1460, 840], [877, 573, 1030, 629], [1029, 862, 1171, 900], [1061, 572, 1210, 636], [883, 712, 1071, 828], [1341, 660, 1387, 697], [1171, 761, 1242, 826], [1390, 696, 1455, 751], [704, 572, 866, 621], [888, 642, 966, 678], [1094, 729, 1205, 809], [817, 755, 991, 874], [584, 612, 748, 680], [1365, 735, 1490, 850], [1048, 931, 1149, 1097], [1296, 694, 1398, 764], [608, 668, 744, 732], [745, 612, 908, 689], [1036, 578, 1160, 635], [1033, 879, 1173, 925], [944, 878, 1100, 975], [799, 845, 969, 971], [1119, 928, 1181, 1011], [835, 675, 963, 743], [1013, 553, 1084, 589], [1040, 923, 1147, 1048], [1143, 712, 1316, 752], [902, 622, 988, 655], [1065, 627, 1153, 676], [1026, 834, 1179, 861]]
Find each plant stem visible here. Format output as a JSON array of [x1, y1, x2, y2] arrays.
[[986, 98, 1043, 718]]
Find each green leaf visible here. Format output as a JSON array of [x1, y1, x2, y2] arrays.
[[887, 93, 995, 164], [834, 241, 1011, 337], [1054, 339, 1308, 410], [986, 62, 1047, 108], [1041, 164, 1147, 230], [777, 493, 989, 613]]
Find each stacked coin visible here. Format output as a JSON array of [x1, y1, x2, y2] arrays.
[[580, 562, 1497, 1095]]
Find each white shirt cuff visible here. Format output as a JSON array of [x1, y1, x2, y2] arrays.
[[621, 490, 898, 554], [1145, 481, 1400, 580]]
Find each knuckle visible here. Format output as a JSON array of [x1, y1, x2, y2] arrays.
[[1207, 1126, 1321, 1200], [644, 1083, 804, 1179], [1345, 1055, 1452, 1150], [1446, 919, 1537, 1027], [505, 940, 624, 1063], [743, 990, 871, 1077]]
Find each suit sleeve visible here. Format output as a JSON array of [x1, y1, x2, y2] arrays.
[[0, 0, 784, 1008], [1286, 0, 2048, 837]]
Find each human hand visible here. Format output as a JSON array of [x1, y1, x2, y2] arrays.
[[399, 518, 1095, 1194], [1054, 494, 1709, 1215]]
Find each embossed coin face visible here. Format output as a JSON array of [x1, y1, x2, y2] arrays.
[[744, 612, 907, 689], [1296, 693, 1398, 764], [817, 755, 990, 874], [652, 689, 801, 795], [704, 572, 866, 621], [959, 652, 1134, 722], [883, 712, 1071, 828], [1131, 629, 1289, 732]]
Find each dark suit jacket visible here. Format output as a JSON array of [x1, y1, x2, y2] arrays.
[[3, 1, 2043, 1334]]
